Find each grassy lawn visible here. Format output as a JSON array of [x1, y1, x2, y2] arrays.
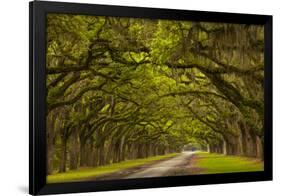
[[194, 152, 264, 174], [47, 153, 179, 183]]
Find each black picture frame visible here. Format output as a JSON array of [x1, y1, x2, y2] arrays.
[[29, 1, 273, 195]]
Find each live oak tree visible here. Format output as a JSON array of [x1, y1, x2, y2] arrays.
[[46, 14, 264, 174]]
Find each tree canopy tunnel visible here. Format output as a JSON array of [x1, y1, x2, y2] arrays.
[[46, 14, 264, 174]]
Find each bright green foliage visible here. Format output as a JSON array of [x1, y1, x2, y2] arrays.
[[45, 13, 265, 179]]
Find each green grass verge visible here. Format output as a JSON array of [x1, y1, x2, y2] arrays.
[[47, 153, 179, 183], [194, 151, 264, 174]]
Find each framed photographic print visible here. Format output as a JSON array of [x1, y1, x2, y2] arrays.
[[29, 1, 272, 195]]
